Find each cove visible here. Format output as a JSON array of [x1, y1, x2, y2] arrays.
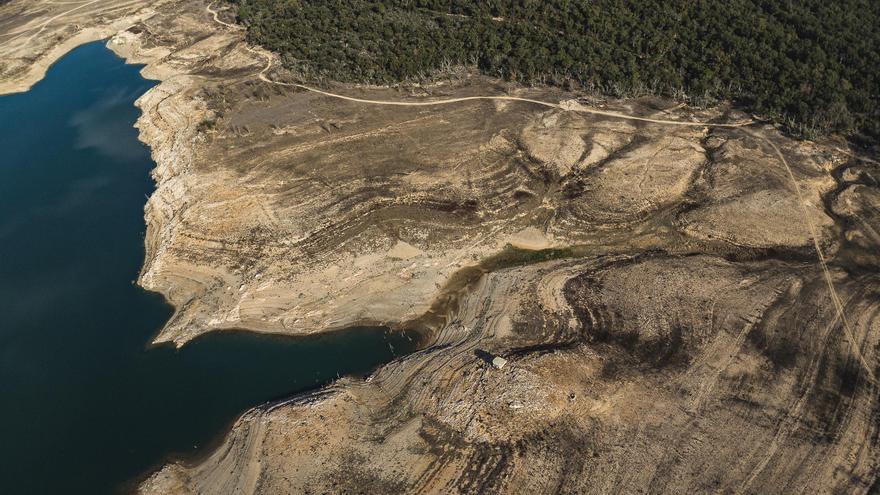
[[0, 41, 417, 494]]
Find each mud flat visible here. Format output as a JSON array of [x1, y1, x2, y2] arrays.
[[2, 0, 879, 493]]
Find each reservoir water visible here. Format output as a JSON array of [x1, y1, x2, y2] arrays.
[[0, 42, 416, 494]]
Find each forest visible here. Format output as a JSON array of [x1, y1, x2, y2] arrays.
[[229, 0, 879, 140]]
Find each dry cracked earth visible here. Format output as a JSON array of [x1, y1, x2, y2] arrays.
[[2, 1, 880, 493]]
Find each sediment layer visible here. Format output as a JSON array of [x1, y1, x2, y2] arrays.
[[3, 1, 879, 493], [144, 252, 880, 493]]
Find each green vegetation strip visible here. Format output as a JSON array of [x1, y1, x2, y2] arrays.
[[229, 0, 878, 140]]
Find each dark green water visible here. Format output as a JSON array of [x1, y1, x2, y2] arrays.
[[0, 42, 416, 494]]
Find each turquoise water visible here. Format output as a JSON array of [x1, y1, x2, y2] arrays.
[[0, 42, 416, 494]]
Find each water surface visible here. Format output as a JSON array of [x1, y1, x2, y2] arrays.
[[0, 41, 415, 494]]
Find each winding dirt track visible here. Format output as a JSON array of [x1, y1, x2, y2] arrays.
[[248, 48, 754, 128], [209, 4, 875, 382], [206, 2, 756, 128], [749, 131, 876, 381]]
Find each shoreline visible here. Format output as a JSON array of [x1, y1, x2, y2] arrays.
[[0, 1, 460, 349], [2, 1, 874, 353], [0, 4, 161, 96], [122, 326, 416, 495], [1, 1, 840, 350], [4, 2, 880, 494]]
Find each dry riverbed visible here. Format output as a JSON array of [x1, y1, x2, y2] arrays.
[[2, 0, 879, 493]]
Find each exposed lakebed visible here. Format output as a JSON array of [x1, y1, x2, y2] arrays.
[[0, 42, 416, 494]]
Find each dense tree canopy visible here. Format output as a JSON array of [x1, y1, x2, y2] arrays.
[[230, 0, 879, 139]]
